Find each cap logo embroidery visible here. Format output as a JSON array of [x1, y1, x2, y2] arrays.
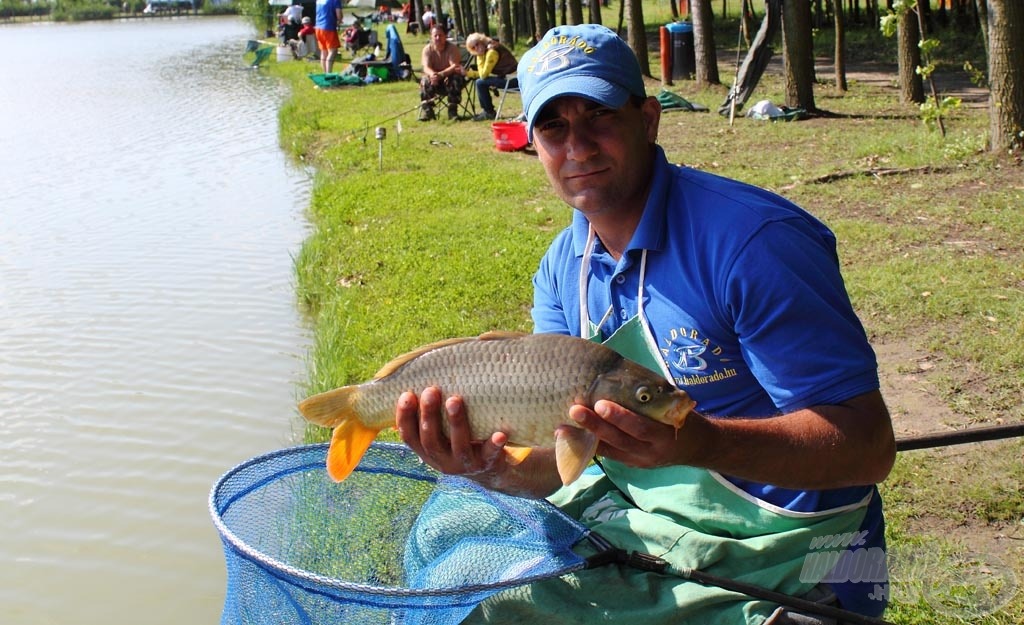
[[526, 36, 596, 75]]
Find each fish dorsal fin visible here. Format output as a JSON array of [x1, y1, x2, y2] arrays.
[[373, 337, 478, 379], [372, 332, 527, 379], [477, 330, 528, 340]]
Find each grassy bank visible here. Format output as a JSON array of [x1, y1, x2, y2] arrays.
[[261, 7, 1022, 622]]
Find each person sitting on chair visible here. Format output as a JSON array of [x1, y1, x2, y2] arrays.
[[419, 24, 465, 121], [296, 16, 317, 59], [465, 33, 518, 121], [343, 20, 367, 57]]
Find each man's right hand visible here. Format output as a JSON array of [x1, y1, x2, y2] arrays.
[[395, 387, 563, 498]]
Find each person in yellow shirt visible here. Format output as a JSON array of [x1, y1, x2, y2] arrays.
[[465, 33, 518, 121]]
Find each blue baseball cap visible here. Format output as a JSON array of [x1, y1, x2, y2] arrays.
[[517, 24, 647, 139]]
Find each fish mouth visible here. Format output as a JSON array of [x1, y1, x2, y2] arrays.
[[665, 395, 697, 430]]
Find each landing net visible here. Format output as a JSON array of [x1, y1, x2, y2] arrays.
[[209, 443, 590, 625]]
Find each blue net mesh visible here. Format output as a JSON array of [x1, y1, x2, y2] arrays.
[[210, 443, 590, 625]]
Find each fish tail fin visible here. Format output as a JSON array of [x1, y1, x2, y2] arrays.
[[299, 386, 381, 482], [554, 427, 598, 486], [326, 416, 382, 482], [298, 386, 360, 427]]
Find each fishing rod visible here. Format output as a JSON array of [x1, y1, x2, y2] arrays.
[[585, 532, 895, 625], [343, 96, 445, 143], [895, 421, 1024, 452], [580, 423, 1024, 625]]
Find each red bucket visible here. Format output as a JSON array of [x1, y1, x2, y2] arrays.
[[491, 121, 529, 152]]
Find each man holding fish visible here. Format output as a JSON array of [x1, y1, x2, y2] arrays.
[[331, 23, 895, 625]]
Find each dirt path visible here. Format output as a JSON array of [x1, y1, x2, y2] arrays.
[[839, 60, 990, 109]]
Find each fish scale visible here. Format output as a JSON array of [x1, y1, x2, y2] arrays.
[[354, 335, 617, 444]]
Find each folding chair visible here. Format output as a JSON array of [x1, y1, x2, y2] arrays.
[[455, 49, 478, 119], [459, 79, 478, 118], [494, 76, 521, 119], [299, 33, 319, 60]]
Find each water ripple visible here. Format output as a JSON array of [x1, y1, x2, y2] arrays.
[[1, 17, 312, 625]]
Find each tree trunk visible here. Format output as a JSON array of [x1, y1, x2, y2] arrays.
[[781, 0, 816, 110], [532, 0, 550, 40], [691, 0, 720, 87], [450, 0, 464, 35], [897, 7, 924, 104], [474, 0, 489, 33], [567, 0, 584, 24], [975, 0, 988, 54], [740, 0, 755, 46], [626, 0, 651, 76], [867, 0, 880, 27], [831, 0, 847, 92], [987, 0, 1024, 152], [498, 0, 513, 45], [588, 0, 603, 25]]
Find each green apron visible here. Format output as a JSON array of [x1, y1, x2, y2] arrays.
[[466, 229, 872, 624]]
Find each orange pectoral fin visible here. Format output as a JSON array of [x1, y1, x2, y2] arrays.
[[503, 444, 533, 466], [326, 418, 381, 483], [554, 427, 598, 486]]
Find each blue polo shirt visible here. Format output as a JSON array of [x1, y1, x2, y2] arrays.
[[531, 146, 887, 616], [315, 0, 341, 32]]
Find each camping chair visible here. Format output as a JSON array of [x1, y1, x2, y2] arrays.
[[299, 33, 319, 60], [494, 76, 521, 119], [454, 48, 478, 118], [344, 24, 379, 58], [383, 23, 414, 80]]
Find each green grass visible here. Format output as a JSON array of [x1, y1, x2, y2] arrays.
[[259, 6, 1024, 622]]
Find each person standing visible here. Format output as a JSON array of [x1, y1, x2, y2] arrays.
[[421, 4, 435, 30], [397, 23, 896, 624], [464, 33, 518, 121], [315, 0, 344, 74], [280, 1, 303, 26], [418, 24, 465, 121]]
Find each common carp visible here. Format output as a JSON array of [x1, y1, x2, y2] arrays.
[[298, 331, 696, 486]]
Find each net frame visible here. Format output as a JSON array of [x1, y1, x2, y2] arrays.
[[209, 443, 591, 624]]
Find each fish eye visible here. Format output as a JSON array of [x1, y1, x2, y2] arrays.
[[635, 386, 652, 403]]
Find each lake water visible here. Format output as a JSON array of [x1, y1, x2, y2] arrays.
[[0, 16, 311, 624]]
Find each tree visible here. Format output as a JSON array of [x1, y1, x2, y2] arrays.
[[691, 0, 721, 87], [497, 0, 513, 45], [532, 0, 550, 40], [740, 0, 756, 46], [567, 0, 584, 24], [986, 0, 1024, 152], [474, 0, 489, 33], [781, 0, 817, 111], [896, 3, 925, 104], [831, 0, 848, 92], [626, 0, 651, 76]]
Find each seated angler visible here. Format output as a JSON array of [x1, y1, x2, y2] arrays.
[[465, 33, 518, 121], [418, 24, 465, 121]]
